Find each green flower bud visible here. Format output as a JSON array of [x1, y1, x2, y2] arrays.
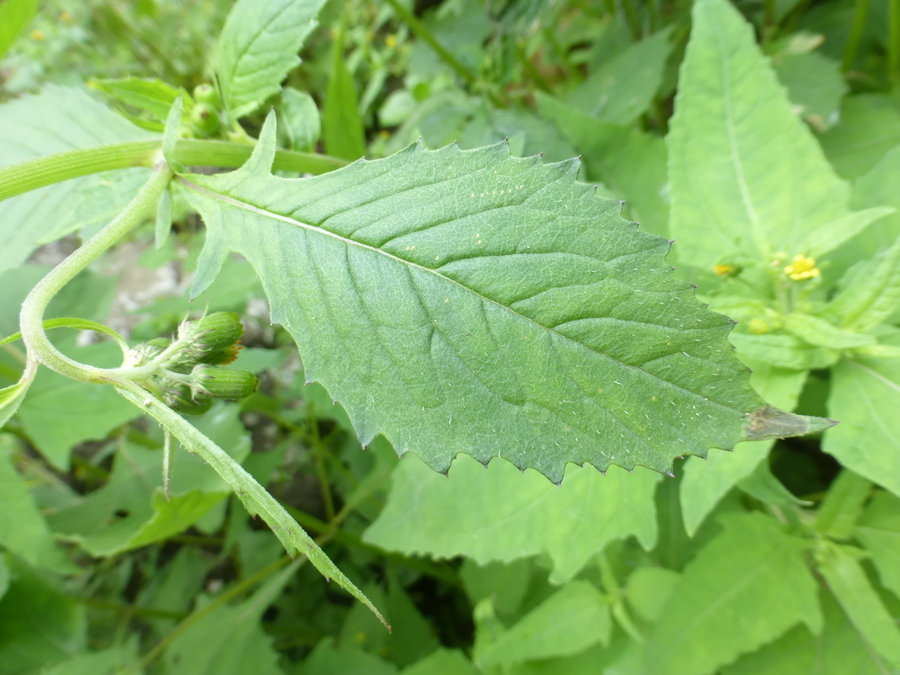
[[178, 312, 244, 365], [193, 83, 221, 107], [191, 364, 257, 401], [162, 382, 213, 415], [190, 102, 221, 136]]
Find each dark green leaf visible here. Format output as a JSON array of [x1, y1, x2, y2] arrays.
[[324, 27, 366, 161]]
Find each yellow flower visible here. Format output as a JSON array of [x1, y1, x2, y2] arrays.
[[784, 254, 820, 281], [748, 319, 769, 334], [385, 34, 398, 49], [713, 264, 733, 276], [61, 11, 74, 22], [31, 29, 44, 41]]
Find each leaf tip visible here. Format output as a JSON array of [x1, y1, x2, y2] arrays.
[[745, 405, 837, 441]]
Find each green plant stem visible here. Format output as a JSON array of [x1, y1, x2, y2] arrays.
[[890, 0, 900, 82], [19, 163, 173, 385], [843, 0, 870, 71], [0, 139, 347, 203], [307, 404, 336, 523]]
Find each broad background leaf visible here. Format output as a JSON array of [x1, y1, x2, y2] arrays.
[[324, 25, 366, 161], [855, 491, 900, 600], [216, 0, 327, 120], [182, 115, 819, 483], [643, 512, 822, 675], [0, 85, 156, 275], [668, 0, 885, 269], [364, 454, 661, 584]]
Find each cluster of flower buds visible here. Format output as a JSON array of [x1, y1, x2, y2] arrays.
[[127, 312, 257, 415]]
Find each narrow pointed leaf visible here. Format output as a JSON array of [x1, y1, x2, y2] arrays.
[[216, 0, 327, 120], [0, 0, 38, 60], [180, 115, 824, 482]]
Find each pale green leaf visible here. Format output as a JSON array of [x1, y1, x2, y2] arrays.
[[817, 544, 900, 668], [644, 512, 822, 675], [738, 460, 809, 508], [567, 27, 674, 126], [782, 313, 876, 349], [825, 357, 900, 497], [282, 87, 321, 152], [625, 566, 681, 624], [855, 491, 900, 600], [0, 436, 74, 573], [400, 649, 478, 675], [475, 580, 611, 668], [90, 76, 191, 121], [820, 94, 900, 180], [820, 236, 900, 332], [681, 359, 807, 535], [668, 0, 867, 269], [216, 0, 327, 120], [181, 114, 823, 482], [722, 589, 887, 675], [164, 560, 300, 675], [324, 27, 366, 161], [0, 554, 85, 673], [0, 0, 37, 60], [803, 208, 894, 261], [364, 454, 661, 584], [728, 333, 839, 370], [846, 144, 900, 264], [0, 85, 156, 274]]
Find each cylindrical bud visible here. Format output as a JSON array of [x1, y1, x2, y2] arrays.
[[179, 312, 244, 365], [191, 364, 257, 401]]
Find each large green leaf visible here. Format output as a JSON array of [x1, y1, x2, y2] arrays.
[[824, 356, 900, 497], [364, 454, 661, 584], [643, 512, 822, 675], [181, 115, 825, 482], [0, 85, 157, 275], [819, 94, 900, 180], [216, 0, 327, 120], [668, 0, 887, 270]]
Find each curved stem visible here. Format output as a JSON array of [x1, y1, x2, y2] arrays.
[[19, 161, 173, 384]]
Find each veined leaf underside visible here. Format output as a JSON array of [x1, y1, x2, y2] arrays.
[[180, 118, 814, 482]]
